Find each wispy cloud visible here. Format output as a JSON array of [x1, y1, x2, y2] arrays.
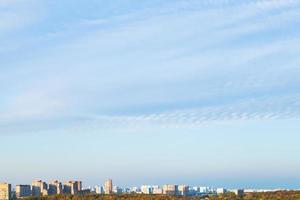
[[55, 93, 300, 132], [1, 0, 300, 134]]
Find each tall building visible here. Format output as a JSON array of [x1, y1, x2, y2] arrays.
[[104, 179, 113, 194], [95, 186, 103, 194], [77, 181, 82, 192], [15, 185, 31, 198], [0, 183, 11, 200], [141, 185, 152, 194], [178, 185, 189, 196], [163, 184, 178, 195], [31, 180, 47, 197], [48, 181, 63, 195], [64, 181, 81, 195]]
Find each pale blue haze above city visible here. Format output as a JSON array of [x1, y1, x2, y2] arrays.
[[1, 0, 300, 189]]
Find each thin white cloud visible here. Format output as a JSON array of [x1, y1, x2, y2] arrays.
[[2, 93, 298, 134], [1, 0, 300, 134]]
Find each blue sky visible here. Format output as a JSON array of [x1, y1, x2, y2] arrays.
[[1, 0, 300, 189]]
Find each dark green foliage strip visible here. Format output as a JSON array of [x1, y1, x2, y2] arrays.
[[21, 191, 300, 200]]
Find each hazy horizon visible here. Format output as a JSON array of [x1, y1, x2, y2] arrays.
[[1, 0, 300, 189]]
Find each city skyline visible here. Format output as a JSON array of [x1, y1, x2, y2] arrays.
[[1, 0, 300, 189], [3, 178, 292, 190], [0, 179, 279, 195], [1, 179, 248, 199], [1, 180, 299, 200]]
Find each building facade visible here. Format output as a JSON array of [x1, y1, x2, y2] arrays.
[[77, 181, 82, 192], [48, 181, 63, 195], [104, 179, 113, 194], [112, 186, 122, 194], [141, 185, 152, 194], [163, 184, 178, 195], [31, 180, 47, 197], [95, 186, 103, 194], [178, 185, 189, 196], [64, 181, 81, 195], [0, 183, 11, 200], [216, 188, 226, 194], [233, 189, 244, 197], [152, 188, 163, 194], [15, 185, 31, 198]]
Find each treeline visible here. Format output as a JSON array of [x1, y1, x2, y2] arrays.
[[23, 194, 203, 200], [22, 191, 300, 200], [210, 190, 300, 200]]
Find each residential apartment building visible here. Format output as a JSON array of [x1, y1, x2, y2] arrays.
[[48, 181, 63, 195], [15, 185, 31, 198], [140, 185, 152, 194], [0, 183, 11, 200], [178, 185, 189, 196], [31, 180, 47, 197], [64, 181, 81, 195], [104, 179, 113, 194], [163, 184, 178, 195]]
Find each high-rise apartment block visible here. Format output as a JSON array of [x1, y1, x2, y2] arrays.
[[64, 181, 81, 195], [163, 184, 178, 195], [77, 181, 82, 192], [0, 179, 235, 198], [104, 179, 113, 194], [0, 183, 11, 200], [15, 185, 31, 198], [95, 186, 104, 194], [178, 185, 189, 196], [31, 180, 48, 197], [48, 181, 63, 195], [141, 185, 152, 194]]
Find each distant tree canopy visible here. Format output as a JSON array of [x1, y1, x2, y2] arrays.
[[21, 191, 300, 200]]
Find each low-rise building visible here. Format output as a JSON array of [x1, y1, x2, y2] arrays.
[[122, 188, 131, 194], [130, 187, 140, 193], [112, 186, 122, 194], [233, 189, 244, 197], [216, 188, 226, 194], [199, 186, 210, 194], [78, 189, 91, 195], [152, 187, 163, 194]]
